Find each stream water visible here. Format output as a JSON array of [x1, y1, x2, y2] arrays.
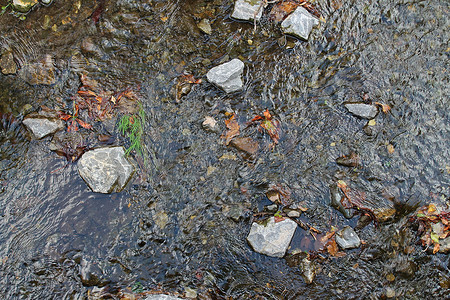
[[0, 0, 449, 299]]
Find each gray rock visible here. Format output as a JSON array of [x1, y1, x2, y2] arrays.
[[439, 236, 450, 253], [23, 116, 64, 139], [12, 0, 38, 13], [330, 184, 353, 219], [144, 295, 184, 300], [344, 103, 378, 119], [0, 51, 17, 75], [206, 58, 244, 93], [231, 0, 263, 22], [78, 147, 134, 193], [287, 210, 301, 218], [247, 217, 297, 257], [281, 7, 319, 40], [202, 116, 219, 132], [300, 257, 317, 284], [335, 226, 361, 249]]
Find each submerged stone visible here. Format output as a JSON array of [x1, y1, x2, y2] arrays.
[[20, 54, 56, 85], [335, 226, 361, 249], [247, 217, 297, 257], [197, 19, 212, 34], [22, 114, 64, 139], [12, 0, 38, 13], [0, 51, 17, 75], [344, 103, 378, 119], [281, 7, 319, 40], [206, 58, 244, 93], [231, 0, 263, 22], [78, 147, 134, 193]]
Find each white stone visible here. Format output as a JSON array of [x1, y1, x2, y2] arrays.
[[206, 59, 244, 93], [22, 117, 64, 139], [281, 7, 319, 40], [12, 0, 38, 13], [335, 226, 361, 249], [78, 147, 134, 193], [247, 217, 297, 257], [231, 0, 263, 22]]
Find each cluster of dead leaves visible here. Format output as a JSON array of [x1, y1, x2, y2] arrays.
[[410, 204, 450, 254], [269, 0, 322, 23], [319, 228, 346, 258], [222, 109, 281, 148], [58, 74, 139, 132]]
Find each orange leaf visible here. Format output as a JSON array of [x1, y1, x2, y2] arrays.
[[76, 119, 93, 130], [374, 102, 391, 113], [58, 112, 72, 121], [78, 90, 97, 97], [224, 114, 240, 145], [326, 239, 338, 256], [433, 242, 440, 254]]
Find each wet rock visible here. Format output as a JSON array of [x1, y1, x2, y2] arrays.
[[330, 184, 353, 219], [439, 236, 450, 253], [247, 216, 297, 257], [202, 116, 219, 132], [231, 0, 263, 22], [386, 287, 396, 298], [395, 258, 417, 278], [335, 226, 360, 249], [81, 37, 102, 56], [286, 210, 300, 218], [300, 256, 318, 284], [20, 54, 56, 85], [230, 137, 259, 157], [144, 295, 184, 300], [22, 112, 64, 139], [222, 204, 245, 222], [154, 211, 169, 229], [79, 258, 104, 287], [197, 19, 212, 34], [336, 152, 359, 167], [281, 7, 319, 40], [184, 287, 197, 299], [344, 103, 378, 119], [12, 0, 38, 13], [206, 58, 244, 93], [0, 51, 17, 75], [78, 147, 134, 193]]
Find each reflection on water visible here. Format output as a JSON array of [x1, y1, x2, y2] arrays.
[[0, 0, 449, 298]]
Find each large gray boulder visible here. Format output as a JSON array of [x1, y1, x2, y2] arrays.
[[206, 58, 244, 93], [281, 7, 319, 40], [231, 0, 263, 22], [23, 115, 64, 139], [78, 147, 134, 193], [247, 217, 297, 257]]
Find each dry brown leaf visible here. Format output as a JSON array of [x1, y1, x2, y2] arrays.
[[223, 114, 240, 145], [374, 102, 391, 113]]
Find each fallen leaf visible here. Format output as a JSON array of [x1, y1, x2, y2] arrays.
[[374, 102, 391, 113], [223, 114, 240, 145], [433, 242, 440, 254], [326, 239, 338, 256], [387, 144, 395, 154]]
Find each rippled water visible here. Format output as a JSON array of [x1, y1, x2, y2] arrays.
[[0, 0, 449, 299]]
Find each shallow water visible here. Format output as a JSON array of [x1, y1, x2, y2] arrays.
[[0, 0, 449, 299]]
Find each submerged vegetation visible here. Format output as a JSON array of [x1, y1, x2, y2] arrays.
[[118, 104, 145, 158]]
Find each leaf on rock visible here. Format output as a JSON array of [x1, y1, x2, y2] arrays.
[[223, 114, 240, 145], [269, 0, 302, 23]]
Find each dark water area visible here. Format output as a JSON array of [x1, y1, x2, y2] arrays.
[[0, 0, 449, 299]]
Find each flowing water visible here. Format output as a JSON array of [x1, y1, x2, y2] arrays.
[[0, 0, 449, 299]]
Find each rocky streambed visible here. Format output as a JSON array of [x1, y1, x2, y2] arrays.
[[0, 0, 449, 299]]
